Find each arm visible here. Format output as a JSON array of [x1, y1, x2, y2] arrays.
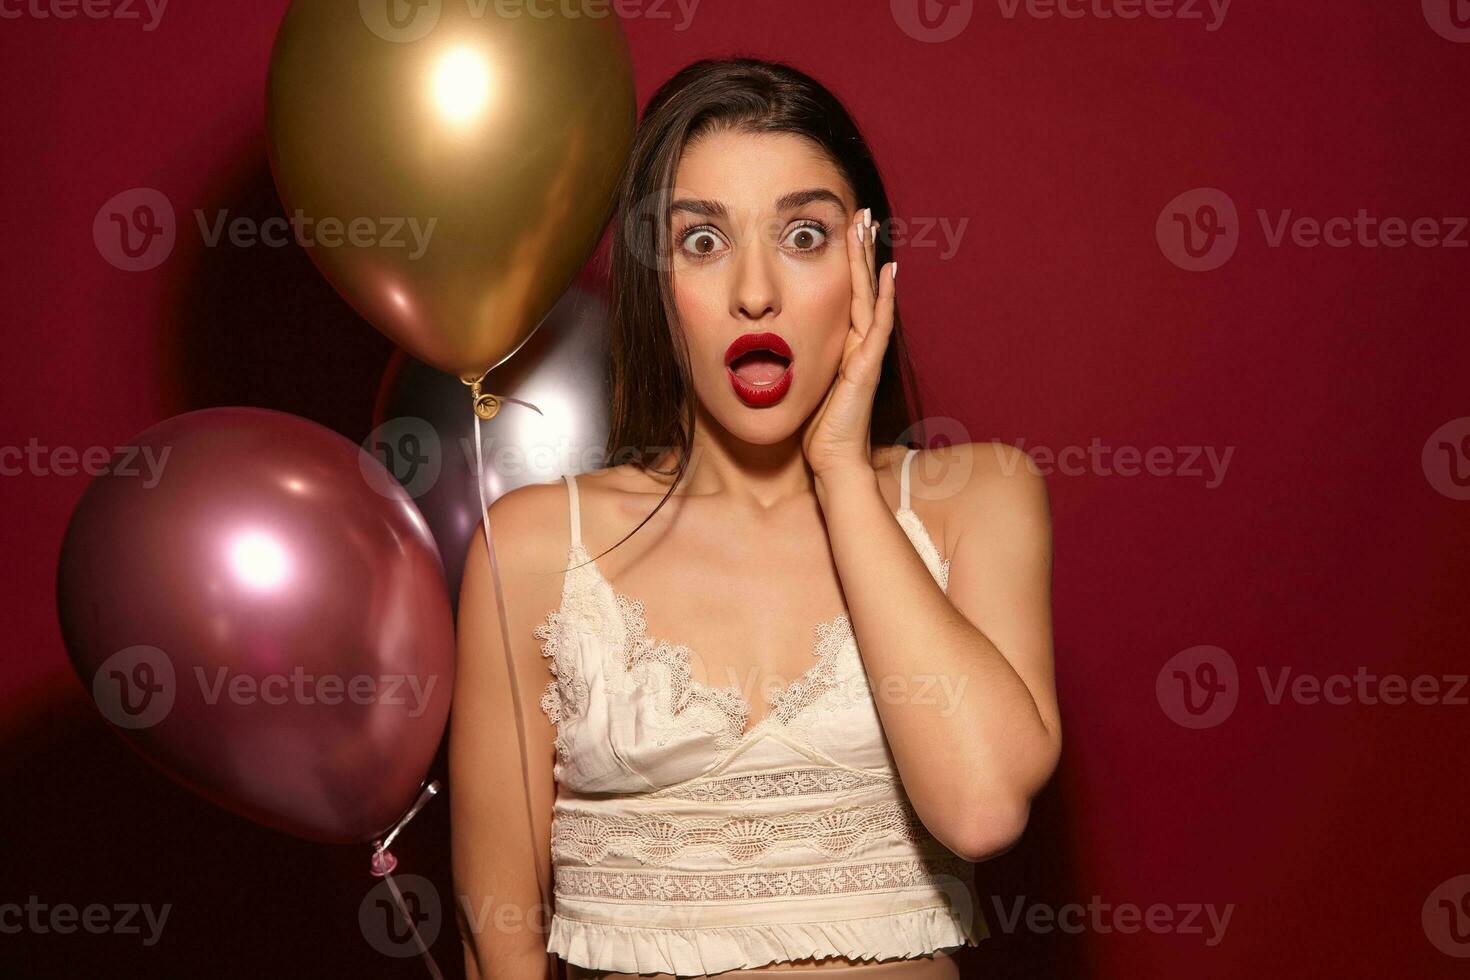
[[814, 441, 1060, 862], [450, 490, 562, 980]]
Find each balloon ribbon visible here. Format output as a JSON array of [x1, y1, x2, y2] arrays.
[[459, 370, 558, 979], [370, 779, 444, 980]]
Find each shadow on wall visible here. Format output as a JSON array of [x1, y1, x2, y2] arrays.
[[958, 772, 1089, 979], [160, 148, 394, 439], [0, 680, 458, 977], [158, 143, 613, 444]]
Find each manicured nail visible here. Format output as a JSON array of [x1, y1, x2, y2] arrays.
[[863, 207, 872, 227], [857, 223, 865, 243], [892, 261, 898, 281]]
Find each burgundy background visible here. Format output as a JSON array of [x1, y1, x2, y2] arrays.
[[3, 1, 1468, 976]]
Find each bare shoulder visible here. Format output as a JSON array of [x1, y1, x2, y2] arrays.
[[904, 442, 1051, 545], [477, 477, 579, 580]]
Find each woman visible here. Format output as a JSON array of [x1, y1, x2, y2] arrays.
[[451, 58, 1060, 979]]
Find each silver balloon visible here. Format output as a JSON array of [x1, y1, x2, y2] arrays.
[[369, 285, 612, 608]]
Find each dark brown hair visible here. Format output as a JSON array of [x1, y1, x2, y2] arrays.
[[589, 56, 928, 563]]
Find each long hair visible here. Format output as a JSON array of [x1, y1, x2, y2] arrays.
[[589, 57, 928, 564]]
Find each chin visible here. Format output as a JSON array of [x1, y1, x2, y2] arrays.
[[699, 389, 809, 446], [717, 409, 803, 446]]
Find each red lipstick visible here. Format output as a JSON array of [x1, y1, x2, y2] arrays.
[[724, 331, 794, 407]]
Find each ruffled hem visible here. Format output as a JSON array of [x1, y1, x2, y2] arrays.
[[545, 904, 985, 976]]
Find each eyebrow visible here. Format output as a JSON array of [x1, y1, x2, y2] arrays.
[[668, 187, 847, 219]]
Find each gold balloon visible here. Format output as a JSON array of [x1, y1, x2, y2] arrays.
[[266, 0, 635, 378]]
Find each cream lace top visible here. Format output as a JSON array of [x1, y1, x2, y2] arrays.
[[534, 449, 986, 975]]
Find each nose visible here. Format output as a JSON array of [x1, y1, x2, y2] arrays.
[[730, 228, 779, 321]]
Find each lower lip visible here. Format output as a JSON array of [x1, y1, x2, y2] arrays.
[[726, 362, 794, 407]]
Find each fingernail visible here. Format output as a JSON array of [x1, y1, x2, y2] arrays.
[[892, 261, 898, 281], [857, 223, 865, 243], [863, 207, 872, 227]]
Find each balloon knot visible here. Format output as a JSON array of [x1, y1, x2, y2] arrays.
[[370, 844, 399, 877]]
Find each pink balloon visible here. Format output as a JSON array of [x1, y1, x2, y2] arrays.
[[56, 407, 454, 844]]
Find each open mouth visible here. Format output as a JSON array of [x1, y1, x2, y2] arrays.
[[724, 331, 794, 406], [728, 348, 791, 386]]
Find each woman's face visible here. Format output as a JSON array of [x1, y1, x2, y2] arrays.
[[666, 129, 858, 446]]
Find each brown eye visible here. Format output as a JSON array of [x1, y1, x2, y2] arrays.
[[680, 228, 724, 258], [784, 223, 828, 252]]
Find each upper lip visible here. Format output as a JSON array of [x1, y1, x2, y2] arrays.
[[724, 331, 793, 367]]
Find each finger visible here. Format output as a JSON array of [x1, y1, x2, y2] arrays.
[[863, 261, 897, 360], [864, 209, 878, 292], [848, 208, 876, 333]]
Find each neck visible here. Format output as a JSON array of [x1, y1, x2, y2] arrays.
[[647, 400, 855, 512]]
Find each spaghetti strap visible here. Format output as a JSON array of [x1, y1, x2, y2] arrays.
[[563, 473, 582, 550], [900, 447, 918, 511]]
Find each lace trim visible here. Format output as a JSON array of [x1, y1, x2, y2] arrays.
[[533, 566, 605, 777], [616, 592, 752, 749], [895, 508, 951, 593], [534, 546, 865, 749], [765, 614, 858, 728], [553, 853, 973, 902], [552, 799, 930, 866], [646, 766, 894, 801], [532, 513, 947, 767]]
